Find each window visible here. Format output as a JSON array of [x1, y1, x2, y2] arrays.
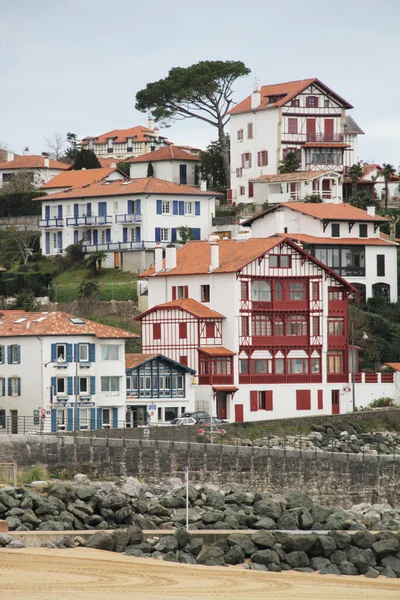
[[239, 359, 248, 374], [102, 409, 111, 424], [269, 255, 291, 268], [258, 391, 273, 411], [248, 182, 254, 198], [324, 99, 329, 108], [113, 202, 119, 212], [331, 223, 340, 237], [274, 317, 284, 336], [309, 148, 343, 165], [153, 323, 161, 340], [79, 344, 89, 362], [328, 351, 344, 373], [288, 118, 298, 134], [247, 123, 253, 139], [251, 359, 272, 374], [306, 96, 318, 108], [10, 377, 20, 396], [287, 358, 308, 374], [236, 167, 243, 177], [377, 254, 385, 276], [79, 377, 88, 394], [311, 359, 321, 373], [312, 281, 320, 301], [240, 281, 248, 300], [179, 322, 187, 339], [291, 98, 299, 107], [296, 390, 311, 410], [160, 228, 170, 242], [175, 286, 188, 299], [328, 318, 344, 336], [312, 316, 320, 336], [162, 201, 170, 214], [239, 186, 245, 195], [288, 282, 306, 301], [212, 357, 231, 375], [80, 408, 89, 429], [252, 280, 271, 302], [275, 282, 283, 301], [315, 247, 365, 276], [201, 285, 210, 303], [252, 314, 271, 337], [205, 322, 215, 338], [101, 376, 120, 392], [328, 289, 344, 301], [184, 201, 193, 215], [275, 358, 284, 373], [257, 150, 268, 166], [286, 315, 307, 336], [241, 153, 252, 168], [0, 379, 5, 397], [56, 344, 66, 361], [359, 224, 368, 238], [241, 316, 249, 336], [237, 129, 243, 141], [101, 345, 119, 360], [52, 233, 57, 249], [56, 378, 65, 394], [10, 345, 20, 364]]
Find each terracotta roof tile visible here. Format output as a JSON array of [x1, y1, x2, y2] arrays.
[[198, 347, 235, 356], [252, 170, 333, 183], [0, 156, 68, 171], [385, 363, 400, 371], [126, 145, 200, 164], [40, 167, 122, 190], [229, 78, 353, 115], [125, 353, 158, 368], [98, 158, 119, 168], [81, 126, 169, 145], [282, 232, 396, 246], [0, 311, 138, 339], [34, 177, 214, 202], [138, 298, 225, 320]]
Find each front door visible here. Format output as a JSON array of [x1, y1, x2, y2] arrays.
[[10, 410, 18, 434], [216, 393, 227, 419], [179, 164, 187, 185], [234, 404, 244, 423], [331, 390, 340, 415]]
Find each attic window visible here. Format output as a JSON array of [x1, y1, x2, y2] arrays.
[[34, 316, 47, 323], [14, 318, 27, 324], [269, 96, 278, 103], [69, 318, 85, 325]]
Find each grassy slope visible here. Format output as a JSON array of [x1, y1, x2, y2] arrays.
[[54, 268, 137, 302]]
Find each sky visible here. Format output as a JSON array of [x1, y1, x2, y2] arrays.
[[1, 0, 399, 167]]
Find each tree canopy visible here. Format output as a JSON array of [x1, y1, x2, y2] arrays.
[[348, 162, 363, 196], [200, 135, 230, 192], [135, 60, 251, 187], [73, 149, 101, 170], [278, 152, 300, 174]]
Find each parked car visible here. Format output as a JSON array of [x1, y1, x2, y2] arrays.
[[197, 417, 229, 426], [170, 417, 197, 426], [180, 411, 210, 421]]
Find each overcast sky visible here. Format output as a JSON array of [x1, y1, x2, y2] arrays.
[[1, 0, 399, 167]]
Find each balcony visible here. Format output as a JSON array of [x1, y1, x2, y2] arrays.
[[38, 218, 64, 228], [198, 374, 234, 385], [306, 133, 344, 143], [239, 374, 322, 384], [251, 335, 309, 347], [83, 240, 160, 253], [66, 215, 113, 227], [115, 213, 142, 224]]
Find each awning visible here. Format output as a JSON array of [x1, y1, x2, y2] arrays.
[[212, 386, 239, 393], [198, 347, 236, 356]]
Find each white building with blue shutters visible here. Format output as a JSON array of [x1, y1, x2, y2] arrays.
[[0, 310, 137, 433], [36, 178, 216, 268]]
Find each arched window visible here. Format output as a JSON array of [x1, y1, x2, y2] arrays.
[[349, 282, 366, 304], [275, 282, 283, 301], [252, 280, 271, 302], [372, 282, 390, 302]]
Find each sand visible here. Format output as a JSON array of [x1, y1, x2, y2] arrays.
[[0, 547, 399, 600]]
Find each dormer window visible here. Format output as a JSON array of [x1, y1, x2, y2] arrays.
[[291, 98, 300, 107], [306, 96, 319, 108], [359, 224, 368, 238], [331, 223, 340, 237]]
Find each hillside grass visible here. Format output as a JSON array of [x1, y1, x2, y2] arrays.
[[54, 267, 138, 302]]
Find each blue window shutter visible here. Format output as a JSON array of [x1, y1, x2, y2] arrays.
[[17, 378, 21, 396], [97, 408, 102, 429], [67, 377, 73, 395], [45, 232, 50, 254], [136, 198, 141, 214], [16, 345, 20, 364], [128, 200, 133, 214], [74, 376, 78, 395], [179, 201, 184, 215], [87, 202, 92, 216], [123, 227, 128, 243], [93, 229, 98, 245], [74, 230, 79, 244], [74, 344, 79, 362], [89, 344, 95, 362], [90, 376, 96, 394], [90, 407, 96, 429], [155, 227, 161, 242], [173, 201, 178, 215], [51, 377, 56, 395], [2, 379, 5, 396], [0, 346, 3, 364], [45, 206, 50, 219], [112, 407, 118, 429], [51, 409, 57, 433], [76, 408, 80, 431], [51, 344, 56, 362], [193, 228, 201, 240], [7, 378, 11, 396], [106, 228, 111, 243], [171, 228, 177, 243], [74, 203, 79, 218], [66, 344, 73, 362], [57, 231, 62, 249], [195, 201, 200, 216], [135, 227, 141, 242], [156, 199, 162, 214], [67, 408, 73, 431], [58, 205, 63, 219], [7, 346, 12, 364]]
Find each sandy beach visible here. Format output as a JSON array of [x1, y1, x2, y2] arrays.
[[0, 547, 399, 600]]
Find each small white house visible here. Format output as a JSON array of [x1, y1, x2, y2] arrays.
[[0, 153, 68, 188], [40, 166, 126, 195], [127, 145, 200, 186], [0, 310, 137, 433]]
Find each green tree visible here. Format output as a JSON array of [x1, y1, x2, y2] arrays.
[[65, 241, 85, 265], [65, 132, 80, 163], [381, 163, 397, 210], [278, 152, 300, 174], [14, 289, 36, 311], [350, 191, 379, 211], [200, 135, 230, 192], [78, 280, 99, 300], [382, 208, 400, 241], [147, 161, 155, 177], [178, 226, 194, 244], [73, 149, 101, 170], [135, 61, 251, 187], [117, 161, 130, 176], [85, 250, 107, 275], [303, 194, 322, 203], [348, 162, 363, 197]]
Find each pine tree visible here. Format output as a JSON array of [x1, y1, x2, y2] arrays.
[[73, 149, 101, 170], [147, 161, 155, 177], [278, 152, 300, 174]]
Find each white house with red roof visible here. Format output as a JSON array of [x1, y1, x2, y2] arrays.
[[35, 178, 216, 269], [127, 145, 201, 187], [137, 238, 396, 422], [0, 152, 68, 188], [80, 119, 171, 160], [228, 78, 363, 204], [361, 164, 400, 205], [242, 202, 397, 303], [0, 311, 137, 433], [39, 166, 127, 195]]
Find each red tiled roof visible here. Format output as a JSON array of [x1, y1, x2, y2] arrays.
[[98, 158, 119, 168], [125, 353, 158, 368], [81, 126, 169, 145], [0, 311, 137, 339], [126, 145, 200, 164], [211, 385, 239, 392], [34, 177, 214, 201], [282, 233, 396, 247], [40, 167, 122, 190], [363, 164, 380, 177], [282, 202, 388, 222], [252, 170, 334, 183], [0, 155, 68, 171], [229, 78, 353, 115], [385, 363, 400, 371], [199, 347, 235, 356], [137, 298, 225, 320]]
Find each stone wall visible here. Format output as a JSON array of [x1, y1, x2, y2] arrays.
[[1, 435, 400, 507]]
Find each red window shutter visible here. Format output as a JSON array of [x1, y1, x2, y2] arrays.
[[248, 153, 252, 168], [227, 189, 233, 201], [288, 118, 298, 134], [324, 119, 334, 136], [241, 316, 249, 336], [264, 151, 268, 166], [318, 390, 323, 410], [179, 355, 188, 366], [241, 154, 245, 168], [184, 285, 189, 298], [265, 390, 273, 411], [296, 390, 311, 410], [314, 97, 319, 108], [179, 322, 187, 339], [257, 152, 261, 167], [250, 391, 258, 412], [306, 119, 316, 136], [205, 322, 215, 337], [153, 323, 161, 340], [248, 182, 254, 198], [172, 286, 177, 300]]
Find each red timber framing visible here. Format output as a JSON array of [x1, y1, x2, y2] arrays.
[[198, 349, 235, 385]]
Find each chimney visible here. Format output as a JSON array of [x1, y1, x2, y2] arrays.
[[154, 127, 159, 136], [165, 244, 177, 271], [44, 157, 49, 168], [154, 244, 163, 273], [251, 81, 261, 109], [6, 151, 14, 162], [209, 241, 219, 271], [23, 147, 29, 155], [366, 206, 376, 217], [148, 116, 154, 131], [200, 180, 207, 191]]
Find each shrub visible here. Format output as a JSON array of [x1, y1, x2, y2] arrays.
[[368, 397, 395, 408], [19, 465, 49, 484]]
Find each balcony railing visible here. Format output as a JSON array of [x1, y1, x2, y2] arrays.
[[239, 374, 322, 384], [115, 213, 142, 224], [198, 374, 234, 385], [66, 216, 113, 227], [306, 133, 344, 143], [38, 218, 64, 228], [83, 240, 162, 253]]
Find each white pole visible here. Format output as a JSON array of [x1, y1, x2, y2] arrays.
[[184, 466, 189, 532]]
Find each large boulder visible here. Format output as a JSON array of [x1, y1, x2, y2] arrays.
[[0, 533, 13, 546], [6, 516, 21, 530], [320, 563, 341, 575], [121, 477, 143, 498], [312, 505, 333, 524], [251, 531, 275, 549], [86, 531, 115, 551], [253, 517, 276, 530], [179, 551, 197, 564], [251, 549, 280, 567], [372, 538, 400, 558], [299, 512, 314, 530], [277, 511, 299, 530], [284, 491, 313, 511], [196, 546, 225, 566], [381, 556, 400, 577], [253, 499, 281, 520], [0, 492, 20, 509], [113, 530, 131, 553], [148, 504, 171, 517], [174, 528, 190, 549], [154, 536, 179, 553], [227, 534, 257, 557], [285, 551, 309, 568], [225, 545, 246, 565], [339, 561, 358, 576], [204, 492, 225, 510], [225, 492, 254, 505], [310, 557, 331, 571], [185, 538, 203, 557], [353, 530, 376, 549], [73, 486, 97, 501]]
